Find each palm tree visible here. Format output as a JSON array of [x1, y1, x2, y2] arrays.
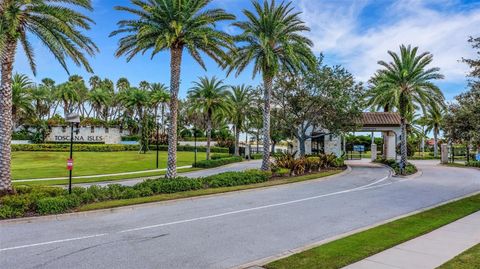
[[122, 87, 150, 152], [56, 81, 80, 116], [424, 104, 444, 157], [11, 74, 34, 130], [188, 77, 231, 160], [228, 0, 316, 171], [111, 0, 235, 178], [150, 83, 170, 135], [0, 0, 97, 193], [88, 88, 111, 120], [372, 45, 444, 174], [227, 85, 254, 156], [116, 78, 130, 92]]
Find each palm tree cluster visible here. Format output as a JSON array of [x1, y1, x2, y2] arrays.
[[0, 0, 448, 193], [366, 45, 446, 174]]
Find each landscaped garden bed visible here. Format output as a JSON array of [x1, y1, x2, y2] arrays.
[[374, 159, 417, 176]]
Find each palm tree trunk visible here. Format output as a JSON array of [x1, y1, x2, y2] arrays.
[[206, 110, 212, 160], [400, 117, 408, 175], [234, 125, 240, 156], [433, 125, 439, 158], [0, 39, 17, 193], [261, 75, 272, 171], [166, 47, 183, 178]]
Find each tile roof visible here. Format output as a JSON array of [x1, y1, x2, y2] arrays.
[[360, 112, 401, 126]]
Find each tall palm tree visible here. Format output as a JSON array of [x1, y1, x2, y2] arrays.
[[424, 104, 444, 157], [372, 45, 444, 174], [0, 0, 97, 193], [111, 0, 235, 178], [122, 87, 151, 153], [188, 77, 231, 160], [227, 85, 254, 156], [88, 88, 111, 120], [11, 74, 34, 130], [228, 0, 316, 171]]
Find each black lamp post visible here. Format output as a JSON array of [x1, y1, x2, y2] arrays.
[[66, 113, 80, 194], [156, 118, 160, 169], [193, 127, 197, 166]]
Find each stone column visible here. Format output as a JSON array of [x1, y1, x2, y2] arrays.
[[441, 144, 449, 164], [371, 144, 377, 162]]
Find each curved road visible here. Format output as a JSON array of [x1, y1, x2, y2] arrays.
[[1, 160, 479, 269]]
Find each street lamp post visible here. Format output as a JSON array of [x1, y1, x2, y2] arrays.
[[194, 127, 197, 166], [156, 119, 160, 169], [66, 113, 80, 194]]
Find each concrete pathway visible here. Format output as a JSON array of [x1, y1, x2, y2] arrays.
[[76, 160, 262, 188], [345, 211, 480, 269]]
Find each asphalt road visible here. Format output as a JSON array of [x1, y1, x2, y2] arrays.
[[1, 160, 479, 269]]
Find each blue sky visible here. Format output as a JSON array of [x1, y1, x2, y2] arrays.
[[13, 0, 480, 101]]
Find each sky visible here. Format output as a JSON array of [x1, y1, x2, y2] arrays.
[[12, 0, 480, 101]]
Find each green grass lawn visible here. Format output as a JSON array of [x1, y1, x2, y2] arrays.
[[438, 243, 480, 269], [12, 151, 208, 180], [266, 193, 480, 269]]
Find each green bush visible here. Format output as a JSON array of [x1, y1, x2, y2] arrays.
[[251, 153, 263, 160], [193, 156, 243, 168], [134, 177, 203, 194], [1, 169, 275, 219], [36, 196, 80, 215], [375, 159, 417, 175], [121, 135, 140, 142], [203, 170, 271, 188], [211, 153, 232, 160], [467, 161, 480, 168], [11, 143, 229, 153]]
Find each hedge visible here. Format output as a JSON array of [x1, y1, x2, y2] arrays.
[[193, 156, 243, 168], [0, 170, 271, 219], [11, 143, 229, 153], [375, 159, 417, 175], [467, 161, 480, 168]]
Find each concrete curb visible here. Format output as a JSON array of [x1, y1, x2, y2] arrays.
[[235, 190, 480, 269], [0, 166, 352, 225]]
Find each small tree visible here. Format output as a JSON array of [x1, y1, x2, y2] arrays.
[[273, 57, 364, 157]]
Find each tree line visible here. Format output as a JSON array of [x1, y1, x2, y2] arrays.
[[1, 0, 477, 193]]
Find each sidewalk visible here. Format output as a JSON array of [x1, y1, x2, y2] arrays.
[[76, 159, 263, 188], [344, 211, 480, 269]]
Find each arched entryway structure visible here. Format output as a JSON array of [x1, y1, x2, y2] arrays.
[[291, 112, 402, 159], [355, 112, 402, 160]]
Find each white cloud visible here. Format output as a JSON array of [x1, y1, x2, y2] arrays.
[[298, 0, 480, 83]]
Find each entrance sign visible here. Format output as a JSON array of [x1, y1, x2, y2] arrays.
[[67, 159, 74, 171], [353, 145, 365, 152]]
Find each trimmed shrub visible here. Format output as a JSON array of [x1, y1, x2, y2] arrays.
[[251, 153, 263, 160], [193, 156, 243, 168], [467, 161, 480, 168], [211, 153, 232, 160], [375, 159, 417, 175], [203, 170, 271, 188], [134, 177, 203, 194], [36, 196, 80, 215]]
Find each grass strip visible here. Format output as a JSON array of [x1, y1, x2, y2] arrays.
[[266, 193, 480, 269], [78, 169, 343, 211], [437, 243, 480, 269], [13, 167, 201, 186]]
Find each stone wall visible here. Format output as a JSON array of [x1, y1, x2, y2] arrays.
[[46, 126, 129, 144]]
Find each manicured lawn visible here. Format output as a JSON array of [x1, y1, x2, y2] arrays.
[[79, 169, 343, 211], [12, 151, 208, 179], [13, 167, 202, 186], [266, 194, 480, 269], [438, 243, 480, 269]]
